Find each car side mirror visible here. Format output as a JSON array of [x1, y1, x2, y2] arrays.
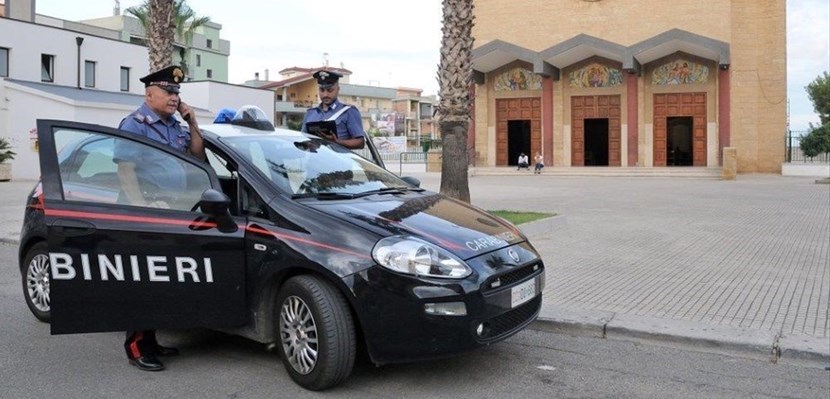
[[199, 189, 231, 215], [198, 189, 237, 233], [400, 176, 421, 188]]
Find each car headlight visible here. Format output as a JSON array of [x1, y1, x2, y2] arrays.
[[372, 236, 471, 279]]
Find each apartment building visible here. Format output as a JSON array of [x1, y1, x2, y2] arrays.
[[0, 0, 271, 180]]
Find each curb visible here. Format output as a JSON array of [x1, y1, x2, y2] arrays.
[[0, 237, 20, 246], [528, 305, 830, 364]]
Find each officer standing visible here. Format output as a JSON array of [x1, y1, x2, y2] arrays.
[[301, 70, 366, 149], [116, 65, 204, 371]]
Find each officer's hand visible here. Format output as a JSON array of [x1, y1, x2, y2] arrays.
[[319, 131, 337, 142], [178, 101, 195, 122]]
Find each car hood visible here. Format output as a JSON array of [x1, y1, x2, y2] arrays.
[[305, 191, 525, 260]]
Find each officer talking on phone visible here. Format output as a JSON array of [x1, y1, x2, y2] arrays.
[[301, 70, 366, 149], [115, 65, 205, 371]]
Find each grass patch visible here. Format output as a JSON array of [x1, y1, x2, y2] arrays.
[[488, 210, 556, 225]]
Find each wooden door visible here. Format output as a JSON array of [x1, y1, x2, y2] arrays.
[[496, 98, 541, 166], [653, 93, 707, 166], [571, 95, 621, 166]]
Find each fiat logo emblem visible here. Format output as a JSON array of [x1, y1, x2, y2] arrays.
[[508, 248, 520, 263]]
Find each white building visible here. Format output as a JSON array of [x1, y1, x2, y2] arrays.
[[1, 0, 273, 180]]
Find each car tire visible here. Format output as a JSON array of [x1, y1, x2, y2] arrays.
[[276, 275, 355, 391], [21, 241, 51, 323]]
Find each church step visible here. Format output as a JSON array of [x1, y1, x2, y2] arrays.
[[470, 167, 723, 178]]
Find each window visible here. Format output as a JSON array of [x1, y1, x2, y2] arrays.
[[0, 47, 9, 77], [84, 60, 96, 88], [206, 69, 213, 79], [41, 54, 54, 82], [206, 39, 212, 49], [120, 67, 130, 91], [196, 54, 201, 67], [57, 129, 211, 211]]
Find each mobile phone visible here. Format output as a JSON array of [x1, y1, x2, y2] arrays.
[[179, 100, 191, 122]]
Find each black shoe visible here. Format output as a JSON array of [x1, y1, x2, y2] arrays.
[[129, 355, 165, 371], [155, 345, 179, 356]]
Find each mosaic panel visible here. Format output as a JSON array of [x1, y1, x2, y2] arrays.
[[494, 68, 542, 91], [652, 60, 709, 85], [568, 63, 623, 88]]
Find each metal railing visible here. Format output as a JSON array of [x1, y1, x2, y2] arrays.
[[785, 130, 830, 163]]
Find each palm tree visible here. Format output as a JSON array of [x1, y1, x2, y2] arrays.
[[126, 0, 211, 74], [435, 0, 474, 203]]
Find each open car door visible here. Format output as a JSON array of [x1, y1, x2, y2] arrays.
[[36, 119, 247, 334]]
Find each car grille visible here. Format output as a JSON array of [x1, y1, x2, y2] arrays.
[[481, 262, 544, 294], [477, 295, 541, 343]]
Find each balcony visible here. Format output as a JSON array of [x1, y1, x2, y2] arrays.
[[275, 100, 313, 113]]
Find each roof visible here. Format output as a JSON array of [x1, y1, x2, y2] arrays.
[[278, 66, 353, 75], [339, 84, 397, 99], [200, 123, 304, 139], [261, 67, 353, 90], [4, 78, 145, 106], [2, 78, 210, 112]]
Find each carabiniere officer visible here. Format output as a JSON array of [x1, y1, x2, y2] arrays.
[[301, 70, 366, 149], [115, 65, 204, 371]]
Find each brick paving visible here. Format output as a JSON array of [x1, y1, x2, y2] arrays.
[[441, 173, 830, 340]]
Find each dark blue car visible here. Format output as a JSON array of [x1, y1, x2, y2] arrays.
[[18, 107, 545, 390]]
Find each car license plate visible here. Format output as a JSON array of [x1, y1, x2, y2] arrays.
[[511, 278, 536, 308]]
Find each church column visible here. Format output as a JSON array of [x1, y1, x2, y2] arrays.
[[626, 72, 639, 166], [718, 67, 730, 166], [542, 76, 554, 166]]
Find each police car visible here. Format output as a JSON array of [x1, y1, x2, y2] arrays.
[[18, 106, 545, 390]]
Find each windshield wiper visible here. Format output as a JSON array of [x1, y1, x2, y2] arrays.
[[354, 186, 424, 198], [292, 192, 356, 200]]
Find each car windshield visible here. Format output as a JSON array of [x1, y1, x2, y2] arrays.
[[222, 135, 409, 197]]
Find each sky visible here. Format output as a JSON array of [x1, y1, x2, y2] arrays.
[[33, 0, 830, 131]]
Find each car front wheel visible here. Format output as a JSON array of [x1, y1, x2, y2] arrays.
[[22, 241, 51, 322], [276, 275, 356, 391]]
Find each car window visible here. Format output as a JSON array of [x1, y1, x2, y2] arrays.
[[223, 136, 405, 196], [55, 129, 211, 211], [206, 145, 272, 220], [241, 180, 270, 220]]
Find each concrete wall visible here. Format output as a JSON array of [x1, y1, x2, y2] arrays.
[[0, 17, 148, 94], [0, 80, 215, 181], [182, 81, 275, 123]]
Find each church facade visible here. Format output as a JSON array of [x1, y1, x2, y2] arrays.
[[470, 0, 786, 173]]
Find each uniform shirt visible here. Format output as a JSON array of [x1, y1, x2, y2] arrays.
[[118, 103, 191, 152], [114, 103, 189, 195], [301, 99, 365, 140]]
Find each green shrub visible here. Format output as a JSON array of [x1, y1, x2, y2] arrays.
[[800, 124, 830, 158], [0, 137, 16, 163]]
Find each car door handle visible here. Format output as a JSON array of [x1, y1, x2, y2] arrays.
[[52, 219, 97, 237]]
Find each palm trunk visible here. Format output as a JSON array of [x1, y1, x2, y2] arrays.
[[439, 120, 471, 202], [147, 0, 175, 71], [436, 0, 474, 203]]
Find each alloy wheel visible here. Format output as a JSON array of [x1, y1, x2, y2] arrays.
[[279, 295, 319, 375], [26, 253, 51, 313]]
